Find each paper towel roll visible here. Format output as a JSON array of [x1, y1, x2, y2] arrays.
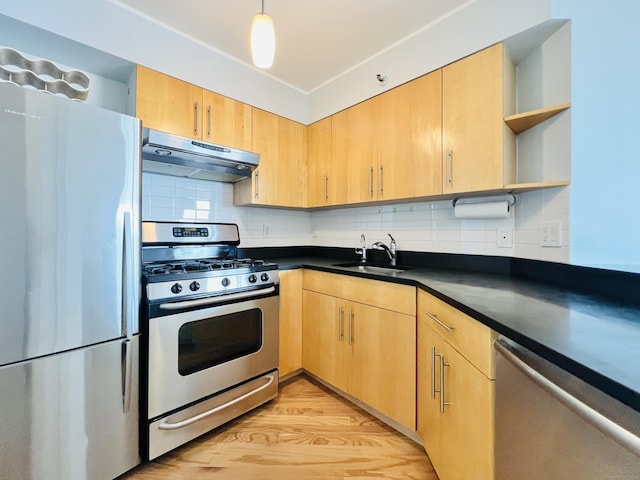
[[454, 201, 510, 219]]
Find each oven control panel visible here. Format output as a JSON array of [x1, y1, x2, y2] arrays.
[[142, 221, 240, 245], [172, 227, 209, 238], [146, 269, 280, 302]]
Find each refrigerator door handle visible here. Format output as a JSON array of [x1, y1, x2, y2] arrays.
[[122, 211, 134, 337], [121, 339, 133, 413]]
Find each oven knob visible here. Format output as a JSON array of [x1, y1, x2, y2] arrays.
[[171, 283, 182, 294], [221, 277, 230, 287], [189, 281, 200, 292], [248, 274, 257, 283], [260, 272, 270, 282]]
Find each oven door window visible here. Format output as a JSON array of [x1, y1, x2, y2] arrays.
[[178, 308, 262, 376]]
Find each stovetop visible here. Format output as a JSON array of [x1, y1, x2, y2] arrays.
[[140, 222, 279, 301], [143, 258, 270, 276]]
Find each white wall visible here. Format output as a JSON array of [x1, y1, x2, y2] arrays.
[[308, 0, 552, 122], [0, 2, 308, 122], [144, 172, 570, 263], [0, 0, 553, 125], [142, 173, 311, 248], [551, 0, 640, 272]]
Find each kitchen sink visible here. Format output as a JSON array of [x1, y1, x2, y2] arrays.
[[331, 262, 410, 275]]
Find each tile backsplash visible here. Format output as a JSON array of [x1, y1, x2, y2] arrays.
[[143, 172, 570, 263]]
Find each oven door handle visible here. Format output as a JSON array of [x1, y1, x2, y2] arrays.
[[158, 286, 276, 310], [157, 374, 276, 430]]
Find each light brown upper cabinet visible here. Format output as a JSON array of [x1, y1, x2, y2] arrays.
[[377, 69, 443, 200], [136, 65, 203, 140], [135, 66, 252, 150], [201, 90, 252, 150], [234, 108, 307, 207], [442, 43, 516, 194], [331, 97, 378, 205], [312, 67, 444, 207], [307, 117, 334, 207]]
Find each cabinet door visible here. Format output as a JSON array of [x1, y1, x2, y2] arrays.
[[419, 319, 495, 480], [331, 98, 377, 204], [247, 108, 307, 207], [438, 339, 495, 480], [276, 115, 307, 207], [135, 65, 203, 140], [250, 108, 278, 205], [377, 70, 443, 200], [352, 302, 416, 430], [307, 117, 332, 207], [201, 90, 252, 150], [417, 318, 445, 472], [278, 270, 303, 377], [302, 290, 347, 391], [442, 43, 514, 194]]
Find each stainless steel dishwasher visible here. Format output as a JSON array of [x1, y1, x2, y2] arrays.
[[494, 337, 640, 479]]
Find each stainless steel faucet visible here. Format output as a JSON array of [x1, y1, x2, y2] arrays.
[[355, 234, 367, 263], [371, 233, 397, 266]]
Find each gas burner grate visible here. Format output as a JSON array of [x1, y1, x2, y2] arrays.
[[142, 257, 271, 277], [199, 259, 235, 269]]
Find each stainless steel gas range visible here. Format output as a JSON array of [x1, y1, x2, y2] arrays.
[[140, 221, 279, 460]]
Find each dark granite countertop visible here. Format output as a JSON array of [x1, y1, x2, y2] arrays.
[[244, 249, 640, 413]]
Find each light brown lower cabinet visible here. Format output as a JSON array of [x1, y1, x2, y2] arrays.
[[278, 269, 303, 377], [302, 271, 416, 430], [417, 289, 497, 480]]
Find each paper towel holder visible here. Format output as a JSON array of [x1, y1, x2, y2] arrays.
[[451, 193, 516, 208]]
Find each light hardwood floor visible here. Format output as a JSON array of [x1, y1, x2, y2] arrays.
[[122, 375, 437, 479]]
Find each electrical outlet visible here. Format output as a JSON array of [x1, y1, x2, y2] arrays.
[[540, 221, 561, 247], [497, 229, 513, 248], [262, 224, 270, 238]]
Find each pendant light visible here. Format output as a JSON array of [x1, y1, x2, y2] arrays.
[[251, 0, 275, 69]]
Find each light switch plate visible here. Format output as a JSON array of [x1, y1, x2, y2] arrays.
[[541, 221, 561, 247]]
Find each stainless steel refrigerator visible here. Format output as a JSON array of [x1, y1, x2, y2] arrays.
[[0, 82, 141, 479]]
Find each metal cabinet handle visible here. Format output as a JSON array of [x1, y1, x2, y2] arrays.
[[338, 306, 344, 341], [445, 148, 452, 187], [349, 308, 354, 345], [431, 345, 451, 413], [254, 170, 260, 199], [158, 374, 275, 430], [324, 175, 329, 201], [431, 346, 438, 399], [494, 339, 640, 457], [194, 101, 200, 136], [368, 166, 374, 197], [206, 104, 212, 139], [379, 164, 383, 196], [440, 353, 451, 413], [426, 311, 454, 332]]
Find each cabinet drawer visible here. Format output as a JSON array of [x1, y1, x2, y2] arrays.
[[418, 289, 496, 379], [303, 270, 415, 316]]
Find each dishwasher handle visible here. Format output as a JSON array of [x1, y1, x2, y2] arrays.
[[494, 338, 640, 457]]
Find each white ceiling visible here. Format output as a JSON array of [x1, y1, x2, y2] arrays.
[[115, 0, 471, 93]]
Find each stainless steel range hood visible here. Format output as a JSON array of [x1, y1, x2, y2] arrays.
[[141, 128, 259, 183]]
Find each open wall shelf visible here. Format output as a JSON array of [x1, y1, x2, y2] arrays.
[[504, 102, 571, 134]]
